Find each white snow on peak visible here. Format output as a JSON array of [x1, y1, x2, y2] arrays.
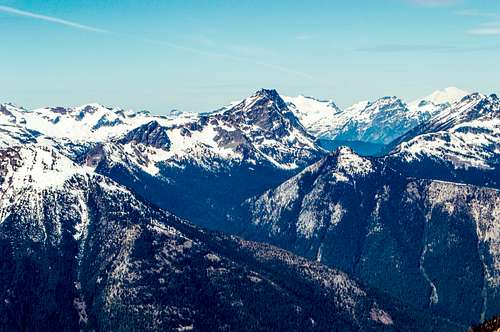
[[394, 93, 500, 169], [334, 147, 373, 177], [284, 95, 343, 139], [285, 88, 470, 145], [90, 90, 322, 174], [287, 94, 431, 144], [1, 102, 172, 143], [407, 87, 469, 118], [333, 96, 417, 144], [1, 88, 323, 174], [0, 145, 92, 192], [421, 87, 469, 106]]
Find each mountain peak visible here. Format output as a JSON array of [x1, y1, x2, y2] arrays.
[[333, 145, 356, 156], [75, 103, 114, 115], [296, 94, 333, 104], [420, 87, 469, 105], [247, 89, 287, 109], [284, 95, 340, 113], [307, 147, 375, 180], [118, 120, 171, 150], [367, 96, 405, 109], [283, 94, 342, 140], [254, 88, 281, 100]]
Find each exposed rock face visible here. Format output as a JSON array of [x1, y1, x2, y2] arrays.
[[236, 148, 500, 327], [203, 88, 322, 168], [0, 146, 448, 331], [118, 120, 171, 150]]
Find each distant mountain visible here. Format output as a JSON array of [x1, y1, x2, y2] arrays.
[[0, 145, 450, 331], [0, 102, 165, 143], [232, 147, 500, 327], [286, 88, 467, 149], [405, 87, 468, 126], [283, 95, 343, 139], [0, 103, 46, 147], [411, 86, 469, 106], [387, 92, 500, 188]]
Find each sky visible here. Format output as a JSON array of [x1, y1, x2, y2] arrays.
[[1, 0, 500, 113]]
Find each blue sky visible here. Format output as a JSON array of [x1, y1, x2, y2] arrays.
[[1, 0, 500, 113]]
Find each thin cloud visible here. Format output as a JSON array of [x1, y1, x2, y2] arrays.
[[354, 43, 500, 53], [455, 9, 500, 19], [468, 22, 500, 36], [0, 5, 110, 33], [0, 5, 312, 80], [354, 44, 458, 52], [144, 38, 312, 79]]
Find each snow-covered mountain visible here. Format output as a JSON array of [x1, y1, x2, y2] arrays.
[[0, 144, 445, 331], [387, 93, 500, 187], [0, 103, 48, 147], [286, 87, 469, 147], [412, 86, 469, 106], [1, 89, 322, 171], [0, 89, 324, 232], [333, 96, 417, 144], [283, 95, 343, 139], [81, 89, 324, 230], [0, 102, 171, 143], [406, 87, 469, 123], [111, 89, 321, 171], [233, 147, 500, 327]]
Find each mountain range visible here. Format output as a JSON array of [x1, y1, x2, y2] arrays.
[[0, 86, 498, 330], [285, 87, 468, 146]]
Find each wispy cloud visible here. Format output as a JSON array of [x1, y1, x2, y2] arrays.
[[406, 0, 459, 7], [0, 5, 312, 80], [145, 38, 312, 79], [455, 9, 500, 36], [354, 44, 457, 52], [468, 22, 500, 35], [0, 5, 110, 33], [354, 43, 500, 53], [455, 9, 500, 19]]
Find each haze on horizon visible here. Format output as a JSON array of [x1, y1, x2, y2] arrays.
[[1, 0, 500, 113]]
